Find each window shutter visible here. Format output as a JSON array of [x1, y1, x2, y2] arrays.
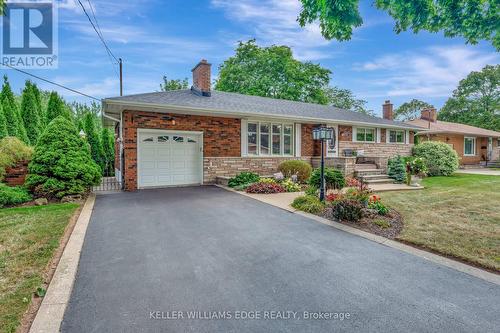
[[241, 119, 248, 157], [295, 123, 301, 157], [376, 128, 381, 143], [405, 130, 410, 144]]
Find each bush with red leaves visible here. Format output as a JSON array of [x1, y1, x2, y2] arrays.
[[245, 182, 286, 194]]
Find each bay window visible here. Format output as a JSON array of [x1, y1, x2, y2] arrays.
[[246, 121, 294, 156], [388, 130, 404, 143], [356, 127, 375, 142], [464, 137, 476, 156]]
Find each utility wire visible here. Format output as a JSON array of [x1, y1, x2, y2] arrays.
[[77, 0, 118, 63], [3, 63, 101, 101], [85, 0, 119, 76]]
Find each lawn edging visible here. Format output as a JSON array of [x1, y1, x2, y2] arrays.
[[216, 185, 500, 286], [28, 194, 96, 333]]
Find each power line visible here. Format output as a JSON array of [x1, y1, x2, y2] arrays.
[[3, 63, 100, 101], [77, 0, 118, 63], [85, 0, 119, 76]]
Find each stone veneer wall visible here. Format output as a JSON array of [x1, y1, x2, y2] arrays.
[[311, 157, 357, 176], [204, 157, 312, 183], [339, 142, 413, 170]]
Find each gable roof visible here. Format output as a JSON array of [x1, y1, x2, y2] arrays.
[[103, 89, 421, 129], [407, 118, 500, 138]]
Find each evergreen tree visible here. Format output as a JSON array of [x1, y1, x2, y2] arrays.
[[1, 76, 29, 143], [46, 91, 70, 123], [83, 112, 104, 172], [20, 82, 41, 144], [0, 103, 8, 139], [26, 116, 101, 198], [29, 81, 45, 128], [387, 155, 406, 183], [101, 127, 115, 176]]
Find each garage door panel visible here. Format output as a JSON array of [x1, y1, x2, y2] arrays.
[[138, 131, 202, 188]]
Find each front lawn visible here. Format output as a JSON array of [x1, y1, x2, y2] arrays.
[[379, 174, 500, 271], [0, 203, 79, 333]]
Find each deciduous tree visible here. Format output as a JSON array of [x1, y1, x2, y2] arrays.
[[160, 76, 189, 91], [394, 99, 434, 121], [439, 65, 499, 132], [298, 0, 499, 50]]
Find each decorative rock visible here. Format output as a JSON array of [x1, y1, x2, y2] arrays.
[[61, 194, 83, 203], [34, 198, 48, 206]]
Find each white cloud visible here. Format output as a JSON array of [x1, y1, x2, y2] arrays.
[[353, 46, 499, 98], [211, 0, 333, 61]]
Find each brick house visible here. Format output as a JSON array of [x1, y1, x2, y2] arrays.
[[407, 109, 500, 166], [103, 60, 421, 191]]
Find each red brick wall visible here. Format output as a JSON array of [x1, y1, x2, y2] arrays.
[[425, 134, 484, 165], [301, 124, 321, 156], [122, 110, 241, 190], [4, 160, 29, 186]]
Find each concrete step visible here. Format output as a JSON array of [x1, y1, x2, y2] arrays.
[[354, 163, 378, 170], [363, 178, 395, 184], [360, 174, 390, 181], [355, 169, 386, 176]]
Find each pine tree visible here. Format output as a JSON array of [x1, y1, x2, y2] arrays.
[[1, 76, 29, 143], [83, 112, 104, 172], [0, 103, 8, 139], [101, 127, 115, 176], [46, 91, 70, 123], [20, 83, 41, 144], [29, 82, 45, 128]]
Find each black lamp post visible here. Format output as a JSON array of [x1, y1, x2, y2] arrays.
[[313, 126, 334, 201]]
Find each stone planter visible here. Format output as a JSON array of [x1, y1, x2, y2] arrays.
[[410, 175, 421, 187]]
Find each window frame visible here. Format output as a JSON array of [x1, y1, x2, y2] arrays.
[[246, 121, 294, 156], [355, 127, 376, 143], [464, 136, 476, 156], [388, 129, 405, 144]]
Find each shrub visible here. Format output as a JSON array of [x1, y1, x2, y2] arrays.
[[387, 155, 406, 183], [281, 178, 301, 192], [309, 168, 346, 190], [259, 177, 276, 184], [368, 195, 389, 215], [0, 137, 33, 181], [228, 172, 260, 187], [25, 117, 102, 199], [0, 183, 32, 207], [305, 185, 318, 196], [278, 160, 312, 183], [291, 195, 325, 214], [412, 141, 459, 176], [331, 199, 364, 222], [345, 177, 360, 187], [232, 182, 253, 191], [245, 182, 286, 194]]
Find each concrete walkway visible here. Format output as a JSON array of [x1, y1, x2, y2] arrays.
[[62, 186, 499, 332], [456, 168, 500, 176]]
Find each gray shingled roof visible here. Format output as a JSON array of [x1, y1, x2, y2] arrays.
[[104, 89, 421, 129]]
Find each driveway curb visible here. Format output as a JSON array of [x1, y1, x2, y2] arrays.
[[29, 194, 96, 333], [217, 185, 500, 286]]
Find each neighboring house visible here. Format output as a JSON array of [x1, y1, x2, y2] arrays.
[[407, 109, 500, 166], [102, 59, 421, 191]]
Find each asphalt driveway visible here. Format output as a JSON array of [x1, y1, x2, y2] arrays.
[[62, 186, 500, 333]]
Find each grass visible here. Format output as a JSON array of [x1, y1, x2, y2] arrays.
[[379, 174, 500, 271], [0, 203, 79, 333]]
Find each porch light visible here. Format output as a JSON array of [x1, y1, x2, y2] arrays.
[[312, 126, 334, 202], [312, 126, 333, 140]]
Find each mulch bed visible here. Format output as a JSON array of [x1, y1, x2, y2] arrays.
[[322, 207, 404, 239]]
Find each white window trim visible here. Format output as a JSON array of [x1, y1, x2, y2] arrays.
[[354, 127, 376, 143], [243, 120, 295, 157], [464, 136, 476, 156], [295, 124, 301, 157], [386, 129, 406, 144]]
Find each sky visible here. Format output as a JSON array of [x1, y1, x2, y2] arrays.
[[2, 0, 499, 116]]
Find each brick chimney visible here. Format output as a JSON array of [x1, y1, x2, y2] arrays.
[[382, 100, 393, 120], [421, 108, 437, 122], [191, 59, 211, 96]]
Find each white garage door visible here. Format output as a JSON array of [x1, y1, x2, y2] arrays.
[[137, 130, 203, 188]]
